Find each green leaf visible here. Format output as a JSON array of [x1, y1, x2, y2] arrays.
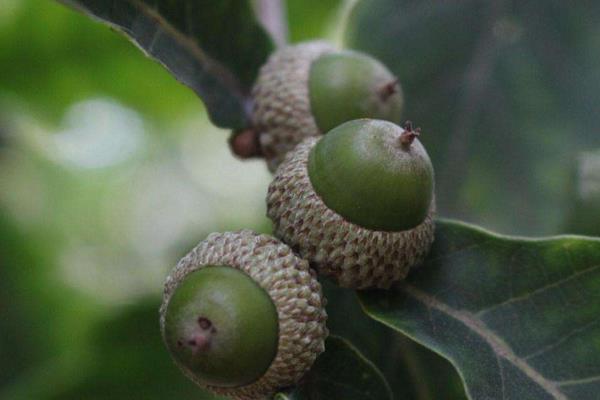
[[287, 0, 344, 42], [1, 299, 221, 400], [322, 280, 467, 400], [59, 0, 274, 129], [275, 336, 393, 400], [360, 220, 600, 400], [0, 1, 200, 125], [346, 1, 600, 235]]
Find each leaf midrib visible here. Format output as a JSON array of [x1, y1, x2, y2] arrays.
[[131, 0, 246, 96], [62, 0, 247, 99], [398, 282, 567, 400]]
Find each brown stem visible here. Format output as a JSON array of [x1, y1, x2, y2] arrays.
[[229, 128, 263, 159], [400, 121, 421, 147]]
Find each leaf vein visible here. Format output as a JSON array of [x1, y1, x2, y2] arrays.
[[476, 263, 600, 317], [62, 0, 248, 103], [400, 282, 567, 399], [524, 316, 600, 361], [496, 353, 506, 400], [557, 375, 600, 387]]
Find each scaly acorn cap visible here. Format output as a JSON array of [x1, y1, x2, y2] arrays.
[[252, 41, 334, 171], [251, 41, 403, 172], [266, 121, 435, 289], [160, 230, 328, 400]]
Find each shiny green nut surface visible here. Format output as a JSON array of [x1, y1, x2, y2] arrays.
[[309, 51, 403, 134], [163, 266, 279, 388], [308, 119, 434, 232]]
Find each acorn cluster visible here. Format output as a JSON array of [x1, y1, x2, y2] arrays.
[[161, 41, 436, 400]]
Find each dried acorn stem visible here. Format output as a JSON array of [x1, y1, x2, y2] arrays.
[[400, 121, 421, 147]]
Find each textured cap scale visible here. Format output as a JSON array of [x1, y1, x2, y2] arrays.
[[251, 41, 334, 171], [160, 230, 328, 399]]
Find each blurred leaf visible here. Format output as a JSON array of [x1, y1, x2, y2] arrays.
[[322, 281, 466, 400], [286, 0, 343, 42], [0, 113, 7, 148], [59, 0, 274, 129], [0, 211, 42, 386], [0, 1, 200, 126], [360, 219, 600, 400], [275, 336, 392, 400], [564, 149, 600, 236], [31, 299, 221, 400], [0, 207, 102, 390], [346, 1, 600, 235]]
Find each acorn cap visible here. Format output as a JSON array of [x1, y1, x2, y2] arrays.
[[308, 119, 433, 231], [267, 137, 435, 289], [160, 231, 328, 399], [251, 41, 334, 171]]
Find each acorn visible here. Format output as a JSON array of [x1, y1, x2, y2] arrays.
[[251, 41, 403, 171], [267, 119, 435, 289], [160, 230, 328, 400]]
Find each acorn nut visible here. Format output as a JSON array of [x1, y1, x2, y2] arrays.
[[251, 41, 403, 171], [160, 230, 328, 400], [267, 119, 435, 289]]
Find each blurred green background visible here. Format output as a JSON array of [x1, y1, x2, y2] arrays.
[[0, 0, 348, 398], [1, 0, 599, 399]]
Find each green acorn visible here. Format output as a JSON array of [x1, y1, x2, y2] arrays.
[[251, 41, 403, 171], [267, 119, 435, 289], [160, 231, 328, 399]]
